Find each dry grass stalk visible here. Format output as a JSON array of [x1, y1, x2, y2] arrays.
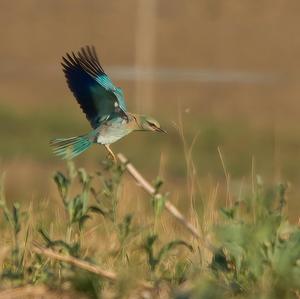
[[32, 244, 153, 290], [117, 153, 215, 252]]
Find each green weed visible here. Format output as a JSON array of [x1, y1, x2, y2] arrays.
[[0, 162, 299, 299]]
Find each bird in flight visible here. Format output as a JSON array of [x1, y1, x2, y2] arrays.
[[50, 46, 166, 161]]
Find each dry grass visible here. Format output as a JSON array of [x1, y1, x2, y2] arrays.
[[0, 136, 299, 298]]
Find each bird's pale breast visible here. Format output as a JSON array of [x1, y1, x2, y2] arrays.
[[96, 118, 133, 145]]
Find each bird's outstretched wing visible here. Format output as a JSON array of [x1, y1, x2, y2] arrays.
[[62, 46, 127, 128]]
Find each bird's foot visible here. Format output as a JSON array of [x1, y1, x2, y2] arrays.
[[106, 152, 117, 163], [104, 145, 117, 163]]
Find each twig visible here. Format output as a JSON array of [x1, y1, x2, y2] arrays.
[[33, 243, 116, 279], [32, 243, 153, 290], [117, 153, 214, 251]]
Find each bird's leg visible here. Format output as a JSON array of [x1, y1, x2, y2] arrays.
[[104, 144, 117, 162]]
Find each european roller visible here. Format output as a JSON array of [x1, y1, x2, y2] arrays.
[[50, 46, 166, 161]]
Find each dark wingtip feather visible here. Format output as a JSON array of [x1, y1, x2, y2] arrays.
[[61, 45, 105, 79]]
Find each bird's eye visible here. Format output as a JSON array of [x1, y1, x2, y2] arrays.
[[147, 121, 156, 128]]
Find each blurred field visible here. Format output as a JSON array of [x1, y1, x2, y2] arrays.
[[1, 1, 300, 219], [0, 2, 300, 298]]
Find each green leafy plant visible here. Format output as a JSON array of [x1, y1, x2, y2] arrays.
[[0, 175, 28, 284], [184, 179, 300, 299], [143, 234, 193, 273], [0, 160, 299, 299]]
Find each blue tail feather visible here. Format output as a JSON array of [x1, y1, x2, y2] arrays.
[[50, 135, 92, 159]]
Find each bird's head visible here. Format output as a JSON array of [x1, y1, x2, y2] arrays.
[[137, 115, 167, 133]]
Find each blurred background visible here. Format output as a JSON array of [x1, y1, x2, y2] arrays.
[[0, 1, 300, 219]]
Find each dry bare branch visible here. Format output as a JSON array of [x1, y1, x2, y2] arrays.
[[117, 153, 215, 251], [32, 244, 153, 290]]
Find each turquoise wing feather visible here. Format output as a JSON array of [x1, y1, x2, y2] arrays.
[[62, 46, 127, 128], [95, 75, 126, 112]]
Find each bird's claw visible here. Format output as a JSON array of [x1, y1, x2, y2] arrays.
[[104, 145, 117, 163], [107, 152, 117, 163]]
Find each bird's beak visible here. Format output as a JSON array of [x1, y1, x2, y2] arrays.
[[155, 127, 167, 133]]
